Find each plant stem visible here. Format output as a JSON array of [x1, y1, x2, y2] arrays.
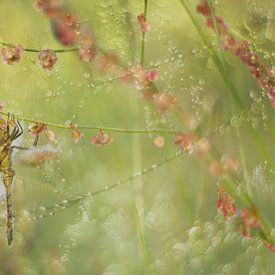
[[0, 111, 179, 135], [179, 0, 244, 109], [134, 205, 156, 275], [140, 0, 148, 66], [209, 0, 248, 173], [0, 41, 78, 53], [179, 0, 274, 166], [32, 151, 182, 218]]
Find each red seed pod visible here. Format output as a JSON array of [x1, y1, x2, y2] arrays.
[[29, 123, 47, 136], [152, 92, 177, 113], [240, 208, 261, 229], [137, 13, 151, 33], [209, 161, 226, 177], [45, 129, 56, 142], [39, 49, 58, 70], [77, 27, 97, 62], [216, 186, 237, 219], [91, 131, 113, 146], [194, 138, 210, 159], [78, 43, 97, 62], [95, 52, 120, 72], [196, 0, 211, 16], [29, 122, 48, 146], [69, 123, 83, 144], [34, 0, 62, 17], [154, 135, 165, 148], [51, 19, 77, 46], [1, 45, 23, 65], [264, 242, 275, 252], [174, 132, 193, 154]]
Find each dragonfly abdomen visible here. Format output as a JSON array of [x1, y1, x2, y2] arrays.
[[3, 169, 15, 246], [5, 186, 13, 246]]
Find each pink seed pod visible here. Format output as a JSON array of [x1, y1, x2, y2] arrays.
[[39, 49, 58, 70], [216, 186, 237, 219], [77, 27, 97, 62], [240, 208, 260, 229], [208, 161, 226, 177], [174, 132, 193, 154], [78, 43, 97, 62], [145, 69, 158, 82], [1, 44, 23, 65], [45, 129, 56, 142], [95, 52, 120, 72], [154, 135, 165, 148], [196, 0, 211, 16], [91, 131, 113, 146], [69, 123, 83, 144], [28, 122, 47, 136], [51, 19, 77, 46], [71, 129, 83, 143], [194, 138, 210, 159], [34, 0, 62, 16], [152, 92, 177, 113], [137, 13, 151, 33]]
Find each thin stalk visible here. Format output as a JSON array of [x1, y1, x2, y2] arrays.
[[134, 205, 156, 275], [209, 0, 248, 173], [179, 0, 274, 166], [178, 0, 275, 245], [0, 111, 179, 135], [140, 0, 148, 66], [179, 0, 244, 108], [0, 41, 78, 53], [32, 151, 182, 218]]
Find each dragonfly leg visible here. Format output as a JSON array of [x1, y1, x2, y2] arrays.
[[13, 121, 23, 140], [11, 145, 29, 151], [10, 121, 20, 141]]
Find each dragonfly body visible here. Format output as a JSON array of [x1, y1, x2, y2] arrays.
[[0, 119, 23, 245]]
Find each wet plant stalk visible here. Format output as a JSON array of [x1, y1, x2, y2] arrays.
[[140, 0, 148, 66], [0, 111, 179, 135], [0, 41, 78, 53], [178, 0, 274, 167]]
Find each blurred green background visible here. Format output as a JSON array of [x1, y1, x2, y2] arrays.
[[0, 0, 275, 274]]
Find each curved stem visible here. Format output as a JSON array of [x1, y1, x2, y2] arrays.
[[32, 150, 182, 218], [0, 111, 180, 135], [0, 41, 79, 53]]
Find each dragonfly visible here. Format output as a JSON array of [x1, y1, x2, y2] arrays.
[[0, 117, 27, 246]]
